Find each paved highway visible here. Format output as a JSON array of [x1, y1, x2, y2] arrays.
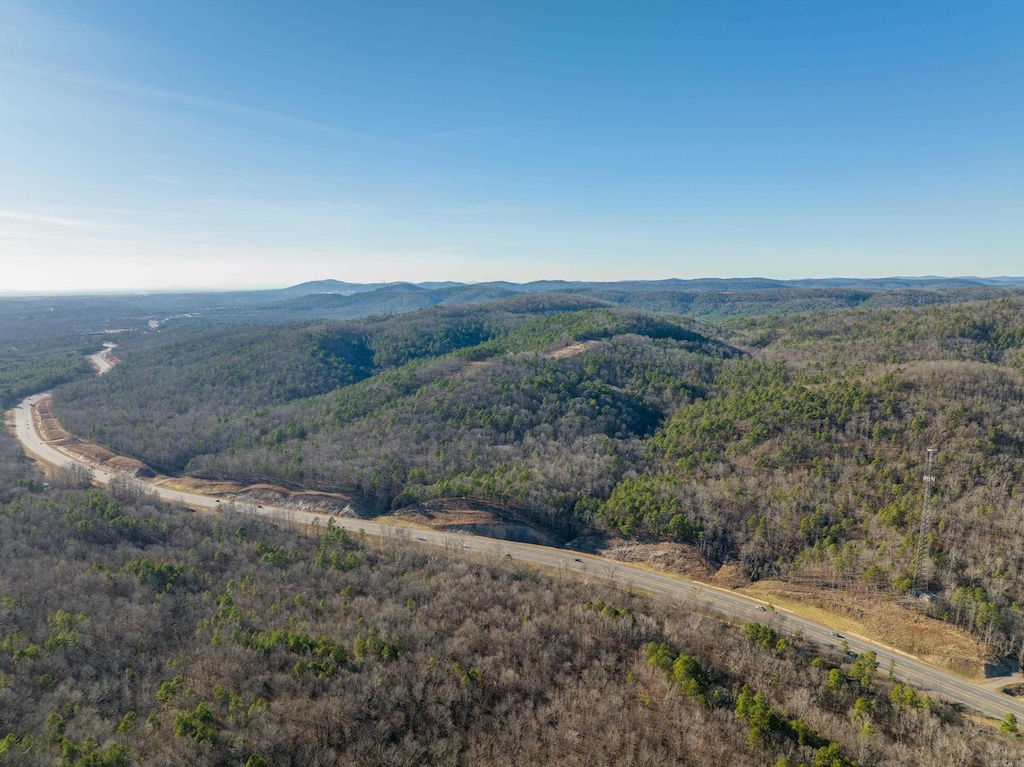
[[10, 390, 1024, 721], [87, 343, 117, 375]]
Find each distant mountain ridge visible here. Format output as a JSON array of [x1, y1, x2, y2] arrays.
[[277, 275, 1024, 298], [252, 276, 1024, 322]]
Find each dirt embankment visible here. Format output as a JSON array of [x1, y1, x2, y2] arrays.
[[392, 499, 559, 546], [34, 396, 155, 478], [590, 540, 716, 580], [32, 392, 366, 513], [156, 478, 366, 516], [231, 484, 360, 515], [34, 396, 74, 443]]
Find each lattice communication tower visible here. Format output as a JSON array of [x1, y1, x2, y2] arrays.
[[912, 447, 939, 594]]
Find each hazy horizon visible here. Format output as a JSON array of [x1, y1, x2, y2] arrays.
[[3, 273, 1024, 299], [2, 2, 1022, 293]]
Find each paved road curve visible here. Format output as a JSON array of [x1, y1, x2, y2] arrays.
[[87, 343, 117, 375], [10, 391, 1024, 721]]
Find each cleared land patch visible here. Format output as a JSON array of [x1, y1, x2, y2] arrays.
[[741, 578, 989, 678]]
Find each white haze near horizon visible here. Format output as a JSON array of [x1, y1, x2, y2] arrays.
[[2, 4, 1023, 294]]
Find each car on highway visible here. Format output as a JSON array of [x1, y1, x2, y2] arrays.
[[830, 631, 843, 638], [574, 558, 582, 562]]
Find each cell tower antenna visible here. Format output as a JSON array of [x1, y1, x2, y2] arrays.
[[913, 446, 939, 594]]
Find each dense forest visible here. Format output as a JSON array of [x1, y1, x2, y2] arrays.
[[47, 292, 1024, 664], [0, 425, 1020, 766], [52, 297, 733, 559], [234, 282, 1024, 323]]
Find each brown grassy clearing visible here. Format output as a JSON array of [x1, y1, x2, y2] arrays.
[[741, 579, 989, 678], [545, 340, 600, 359]]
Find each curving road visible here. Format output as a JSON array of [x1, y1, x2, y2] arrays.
[[87, 342, 118, 375], [10, 390, 1024, 721]]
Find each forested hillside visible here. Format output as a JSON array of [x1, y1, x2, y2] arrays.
[[0, 289, 292, 408], [246, 283, 1024, 323], [0, 299, 100, 408], [54, 295, 732, 496], [0, 352, 91, 411], [0, 427, 1018, 766], [49, 295, 1024, 659]]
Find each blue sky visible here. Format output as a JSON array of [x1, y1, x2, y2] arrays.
[[1, 1, 1022, 291]]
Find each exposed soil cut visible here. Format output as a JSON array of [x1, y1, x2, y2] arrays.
[[230, 484, 360, 515], [33, 396, 154, 477], [158, 477, 249, 494], [707, 562, 751, 589], [596, 541, 715, 580], [157, 478, 366, 515], [34, 396, 74, 444], [393, 498, 558, 546], [59, 443, 155, 478]]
